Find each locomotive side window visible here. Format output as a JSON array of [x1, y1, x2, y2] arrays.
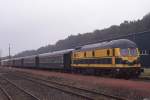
[[84, 52, 86, 57], [74, 54, 76, 57], [113, 48, 115, 56], [107, 49, 110, 56], [92, 51, 95, 56]]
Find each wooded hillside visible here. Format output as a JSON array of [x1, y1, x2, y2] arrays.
[[14, 13, 150, 57]]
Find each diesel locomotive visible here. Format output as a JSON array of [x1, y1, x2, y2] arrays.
[[1, 39, 143, 78]]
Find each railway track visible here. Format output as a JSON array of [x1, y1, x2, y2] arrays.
[[1, 72, 89, 100], [0, 76, 40, 100], [0, 85, 12, 100], [6, 71, 126, 100], [0, 68, 149, 100]]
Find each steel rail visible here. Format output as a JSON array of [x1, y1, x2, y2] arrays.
[[13, 72, 127, 100], [0, 85, 13, 100], [0, 76, 40, 100]]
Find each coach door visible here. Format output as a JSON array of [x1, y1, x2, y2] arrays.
[[64, 53, 71, 72]]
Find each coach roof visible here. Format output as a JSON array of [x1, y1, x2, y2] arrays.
[[39, 49, 74, 57]]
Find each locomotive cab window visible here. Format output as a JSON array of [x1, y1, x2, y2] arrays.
[[130, 48, 138, 56], [120, 49, 129, 56]]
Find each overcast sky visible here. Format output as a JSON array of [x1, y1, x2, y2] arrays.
[[0, 0, 150, 56]]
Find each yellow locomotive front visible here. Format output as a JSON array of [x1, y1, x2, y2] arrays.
[[115, 48, 140, 68], [112, 48, 142, 77], [71, 39, 143, 78]]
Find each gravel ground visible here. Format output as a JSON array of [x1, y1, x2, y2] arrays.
[[1, 67, 150, 100], [0, 87, 10, 100], [2, 73, 86, 100], [0, 76, 38, 100]]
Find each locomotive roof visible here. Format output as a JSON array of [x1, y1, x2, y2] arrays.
[[78, 39, 137, 51], [39, 49, 74, 57]]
